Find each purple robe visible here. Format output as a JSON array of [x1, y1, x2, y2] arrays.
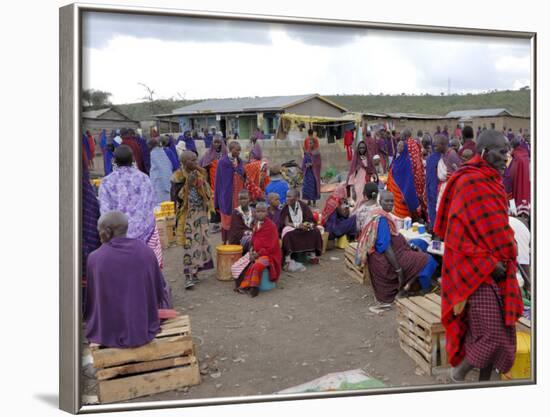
[[250, 141, 263, 160], [178, 133, 198, 155], [204, 133, 213, 148], [164, 146, 180, 172], [425, 152, 441, 227], [137, 135, 151, 174], [267, 206, 282, 230], [82, 167, 100, 276], [84, 237, 167, 348], [302, 151, 322, 201], [214, 155, 245, 216], [98, 166, 156, 242]]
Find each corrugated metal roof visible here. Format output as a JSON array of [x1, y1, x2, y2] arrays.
[[385, 112, 452, 120], [168, 94, 347, 116], [82, 107, 137, 122], [445, 108, 511, 118], [82, 108, 112, 119]]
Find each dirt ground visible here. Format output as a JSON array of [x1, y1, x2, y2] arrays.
[[82, 224, 472, 405]]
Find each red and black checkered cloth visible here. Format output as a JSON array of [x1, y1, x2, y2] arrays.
[[434, 154, 523, 367]]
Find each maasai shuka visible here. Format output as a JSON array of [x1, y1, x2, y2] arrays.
[[355, 208, 399, 266], [407, 138, 427, 215], [321, 183, 347, 226], [434, 154, 523, 366]]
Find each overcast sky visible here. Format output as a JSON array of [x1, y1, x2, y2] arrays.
[[82, 12, 531, 104]]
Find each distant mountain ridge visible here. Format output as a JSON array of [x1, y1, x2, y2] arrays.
[[107, 89, 530, 121]]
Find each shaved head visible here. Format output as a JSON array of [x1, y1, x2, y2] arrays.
[[228, 141, 241, 151], [114, 145, 133, 166], [97, 211, 128, 243], [288, 188, 300, 198], [510, 135, 521, 149], [380, 189, 393, 200], [269, 164, 281, 175], [179, 150, 196, 164], [476, 129, 508, 154], [477, 129, 510, 173]]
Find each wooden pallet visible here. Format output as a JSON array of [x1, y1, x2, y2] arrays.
[[395, 294, 448, 375], [343, 242, 371, 286], [91, 315, 200, 404]]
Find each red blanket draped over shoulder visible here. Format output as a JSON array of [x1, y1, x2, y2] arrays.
[[434, 154, 523, 366], [252, 218, 282, 281]]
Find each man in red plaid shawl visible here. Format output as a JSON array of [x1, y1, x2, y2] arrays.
[[434, 130, 524, 382]]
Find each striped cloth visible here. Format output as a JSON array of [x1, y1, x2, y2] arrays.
[[146, 226, 164, 269]]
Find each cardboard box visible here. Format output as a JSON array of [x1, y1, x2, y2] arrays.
[[156, 218, 169, 249], [165, 215, 176, 244]]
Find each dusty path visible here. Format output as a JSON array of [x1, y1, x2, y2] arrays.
[[120, 234, 448, 403]]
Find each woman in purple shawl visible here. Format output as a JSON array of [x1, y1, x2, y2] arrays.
[[161, 135, 180, 172], [249, 136, 263, 161], [215, 141, 246, 243], [302, 130, 322, 206], [178, 131, 198, 155], [98, 145, 163, 267]]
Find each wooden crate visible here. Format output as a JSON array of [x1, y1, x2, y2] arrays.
[[91, 315, 200, 404], [343, 242, 371, 286], [395, 293, 448, 376]]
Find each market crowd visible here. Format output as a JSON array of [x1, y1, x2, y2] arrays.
[[81, 121, 531, 383]]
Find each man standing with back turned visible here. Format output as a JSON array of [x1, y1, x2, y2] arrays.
[[434, 130, 524, 382]]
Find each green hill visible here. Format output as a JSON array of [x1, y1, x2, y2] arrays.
[[110, 89, 530, 121], [325, 89, 530, 116]]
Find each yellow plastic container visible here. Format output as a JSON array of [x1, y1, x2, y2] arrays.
[[502, 331, 531, 380], [216, 245, 243, 281], [160, 201, 175, 212], [335, 235, 349, 249]]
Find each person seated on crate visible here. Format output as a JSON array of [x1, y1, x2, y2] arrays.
[[98, 145, 164, 269], [266, 192, 283, 229], [356, 190, 438, 307], [171, 151, 215, 290], [355, 182, 380, 232], [279, 188, 323, 268], [321, 183, 357, 242], [234, 202, 282, 297], [228, 189, 255, 252], [84, 211, 171, 348]]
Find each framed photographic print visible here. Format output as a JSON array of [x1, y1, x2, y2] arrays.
[[59, 2, 536, 414]]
